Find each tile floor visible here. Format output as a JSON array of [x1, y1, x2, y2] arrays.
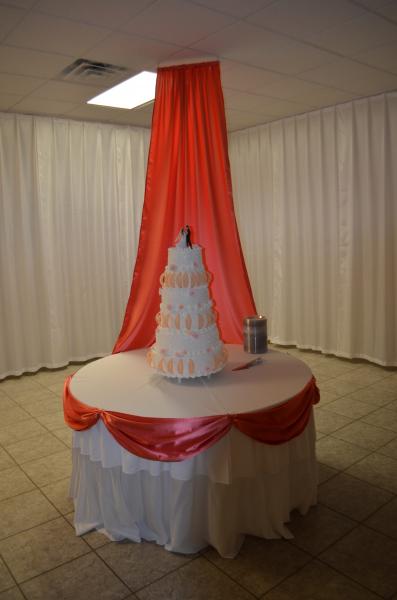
[[0, 347, 397, 600]]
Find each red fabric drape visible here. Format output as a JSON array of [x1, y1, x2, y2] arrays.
[[64, 376, 319, 462], [113, 61, 256, 353]]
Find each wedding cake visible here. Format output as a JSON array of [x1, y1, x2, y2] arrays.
[[147, 226, 227, 379]]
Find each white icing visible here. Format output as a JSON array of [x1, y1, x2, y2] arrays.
[[148, 243, 227, 379]]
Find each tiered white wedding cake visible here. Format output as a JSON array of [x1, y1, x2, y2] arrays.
[[147, 226, 227, 379]]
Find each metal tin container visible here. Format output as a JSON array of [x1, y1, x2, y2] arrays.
[[243, 315, 268, 354]]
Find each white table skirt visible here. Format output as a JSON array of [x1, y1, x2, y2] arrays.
[[70, 413, 317, 558]]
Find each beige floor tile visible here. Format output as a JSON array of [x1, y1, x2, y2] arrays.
[[97, 540, 192, 592], [317, 462, 339, 484], [0, 587, 25, 599], [288, 505, 356, 555], [20, 552, 128, 600], [337, 368, 390, 385], [365, 497, 397, 540], [6, 388, 55, 404], [321, 379, 367, 397], [36, 411, 66, 431], [0, 490, 59, 539], [0, 398, 18, 411], [312, 363, 356, 379], [4, 432, 66, 464], [33, 370, 69, 386], [0, 407, 31, 428], [332, 420, 397, 451], [0, 450, 16, 473], [205, 535, 310, 596], [137, 557, 253, 600], [44, 382, 64, 395], [350, 385, 397, 407], [314, 408, 353, 434], [316, 431, 327, 440], [262, 558, 380, 599], [361, 407, 397, 432], [320, 525, 397, 597], [318, 472, 392, 521], [52, 427, 73, 448], [17, 396, 62, 418], [347, 452, 397, 494], [375, 378, 397, 393], [0, 420, 47, 447], [40, 478, 74, 514], [0, 558, 14, 594], [316, 436, 370, 470], [317, 390, 339, 405], [386, 398, 397, 412], [0, 380, 44, 395], [0, 467, 35, 502], [323, 396, 376, 419], [21, 450, 72, 487], [0, 517, 90, 583], [377, 437, 397, 459]]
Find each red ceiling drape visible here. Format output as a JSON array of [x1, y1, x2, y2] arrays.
[[113, 61, 256, 353]]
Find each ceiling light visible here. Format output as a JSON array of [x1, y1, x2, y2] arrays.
[[87, 71, 157, 109]]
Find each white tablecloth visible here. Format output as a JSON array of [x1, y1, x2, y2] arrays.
[[69, 345, 318, 557]]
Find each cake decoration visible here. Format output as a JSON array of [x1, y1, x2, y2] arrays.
[[147, 226, 227, 379]]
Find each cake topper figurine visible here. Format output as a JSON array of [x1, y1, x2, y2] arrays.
[[176, 225, 192, 248]]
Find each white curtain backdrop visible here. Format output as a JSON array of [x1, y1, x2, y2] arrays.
[[1, 91, 396, 377], [230, 91, 397, 366], [0, 113, 150, 378]]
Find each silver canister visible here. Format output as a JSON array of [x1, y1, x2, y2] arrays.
[[243, 315, 268, 354]]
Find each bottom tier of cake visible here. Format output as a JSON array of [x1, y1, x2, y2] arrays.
[[147, 345, 228, 379]]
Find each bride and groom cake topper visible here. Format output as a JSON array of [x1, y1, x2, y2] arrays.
[[176, 225, 192, 248]]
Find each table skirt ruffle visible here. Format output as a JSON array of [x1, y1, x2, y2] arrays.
[[70, 413, 317, 557]]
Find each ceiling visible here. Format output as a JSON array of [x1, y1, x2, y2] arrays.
[[1, 0, 397, 132]]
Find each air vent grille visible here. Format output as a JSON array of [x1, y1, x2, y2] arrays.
[[60, 59, 129, 84]]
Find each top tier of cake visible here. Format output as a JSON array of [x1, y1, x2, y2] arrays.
[[167, 244, 203, 270]]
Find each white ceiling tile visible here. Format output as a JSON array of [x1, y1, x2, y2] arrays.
[[226, 108, 273, 131], [35, 0, 155, 28], [190, 0, 274, 18], [301, 57, 397, 94], [0, 91, 23, 110], [259, 77, 357, 106], [246, 0, 365, 38], [85, 32, 180, 71], [0, 72, 46, 94], [0, 45, 73, 78], [120, 0, 236, 46], [308, 12, 397, 56], [220, 61, 286, 92], [0, 5, 26, 41], [225, 90, 315, 116], [11, 96, 79, 115], [29, 81, 107, 102], [65, 104, 150, 126], [193, 22, 337, 74], [159, 48, 217, 66], [354, 40, 397, 74], [4, 12, 111, 56]]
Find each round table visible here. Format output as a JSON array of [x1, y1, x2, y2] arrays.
[[67, 345, 318, 558]]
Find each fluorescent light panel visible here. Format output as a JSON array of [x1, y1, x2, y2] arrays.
[[88, 70, 157, 109]]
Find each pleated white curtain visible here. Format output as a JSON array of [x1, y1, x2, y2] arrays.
[[230, 92, 397, 366], [0, 113, 150, 378]]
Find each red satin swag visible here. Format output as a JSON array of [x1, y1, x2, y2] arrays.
[[64, 376, 319, 462]]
